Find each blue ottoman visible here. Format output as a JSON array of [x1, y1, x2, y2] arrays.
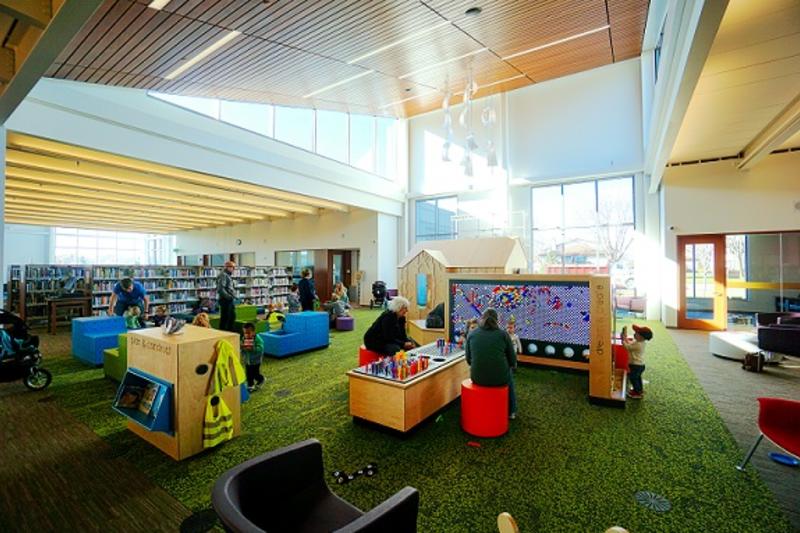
[[259, 311, 329, 357], [72, 316, 127, 366]]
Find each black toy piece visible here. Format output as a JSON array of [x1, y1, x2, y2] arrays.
[[331, 463, 377, 485]]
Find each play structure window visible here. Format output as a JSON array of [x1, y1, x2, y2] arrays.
[[417, 273, 428, 307]]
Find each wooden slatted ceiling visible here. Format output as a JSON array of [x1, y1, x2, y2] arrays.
[[46, 0, 649, 117], [4, 132, 349, 234]]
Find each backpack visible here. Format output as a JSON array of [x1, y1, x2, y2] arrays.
[[425, 303, 445, 329], [742, 352, 764, 373]]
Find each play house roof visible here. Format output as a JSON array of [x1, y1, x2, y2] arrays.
[[398, 237, 527, 269]]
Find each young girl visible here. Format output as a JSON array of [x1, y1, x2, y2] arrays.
[[192, 312, 211, 328], [621, 324, 653, 399], [332, 282, 350, 307]]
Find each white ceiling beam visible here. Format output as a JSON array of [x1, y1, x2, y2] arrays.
[[738, 92, 800, 170]]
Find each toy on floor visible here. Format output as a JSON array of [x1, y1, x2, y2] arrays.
[[331, 463, 378, 485]]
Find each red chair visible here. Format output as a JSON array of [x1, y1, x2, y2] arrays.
[[736, 397, 800, 471], [358, 345, 382, 366], [461, 379, 509, 438]]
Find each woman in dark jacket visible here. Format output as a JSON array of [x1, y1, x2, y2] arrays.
[[363, 296, 414, 356], [297, 268, 316, 311], [465, 308, 518, 419]]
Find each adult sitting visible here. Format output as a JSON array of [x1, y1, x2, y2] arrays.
[[363, 296, 415, 356], [465, 308, 518, 419], [298, 268, 317, 311], [332, 281, 350, 307], [108, 277, 149, 319], [216, 261, 237, 332]]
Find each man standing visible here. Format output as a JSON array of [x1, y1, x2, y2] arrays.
[[108, 277, 149, 318], [216, 261, 237, 331]]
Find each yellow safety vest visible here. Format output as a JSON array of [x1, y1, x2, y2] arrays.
[[267, 312, 285, 332], [203, 395, 233, 448], [212, 339, 245, 395]]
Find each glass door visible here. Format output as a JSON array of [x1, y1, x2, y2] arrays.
[[679, 235, 727, 330]]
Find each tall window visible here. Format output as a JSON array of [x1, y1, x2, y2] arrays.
[[54, 228, 154, 265], [531, 177, 635, 289], [415, 196, 457, 242], [149, 92, 399, 179]]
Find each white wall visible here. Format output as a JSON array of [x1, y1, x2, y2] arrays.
[[661, 151, 800, 325], [175, 209, 398, 305], [9, 78, 405, 216], [508, 59, 643, 183], [3, 224, 51, 283]]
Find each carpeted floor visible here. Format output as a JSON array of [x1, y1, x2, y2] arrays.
[[28, 310, 792, 532]]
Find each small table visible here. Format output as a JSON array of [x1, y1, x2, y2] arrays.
[[47, 297, 92, 335]]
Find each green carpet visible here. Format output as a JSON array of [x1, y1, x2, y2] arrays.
[[42, 310, 790, 532]]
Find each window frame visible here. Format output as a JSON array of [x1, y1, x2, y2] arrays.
[[414, 196, 458, 242]]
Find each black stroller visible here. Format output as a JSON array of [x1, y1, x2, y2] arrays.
[[369, 281, 390, 309], [0, 310, 51, 390]]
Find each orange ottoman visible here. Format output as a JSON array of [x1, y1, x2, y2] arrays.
[[461, 379, 509, 437], [359, 345, 382, 366]]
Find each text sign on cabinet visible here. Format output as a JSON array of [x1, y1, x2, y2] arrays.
[[129, 335, 173, 356]]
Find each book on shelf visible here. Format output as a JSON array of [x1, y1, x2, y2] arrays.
[[138, 382, 161, 416], [116, 385, 144, 409]]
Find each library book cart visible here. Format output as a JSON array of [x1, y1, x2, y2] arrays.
[[113, 325, 242, 460]]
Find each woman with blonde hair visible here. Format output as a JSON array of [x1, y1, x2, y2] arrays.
[[332, 281, 350, 307], [363, 296, 415, 356]]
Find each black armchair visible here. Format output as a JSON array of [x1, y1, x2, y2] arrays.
[[212, 439, 419, 533]]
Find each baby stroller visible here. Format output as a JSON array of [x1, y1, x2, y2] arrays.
[[0, 309, 51, 390], [369, 281, 390, 309]]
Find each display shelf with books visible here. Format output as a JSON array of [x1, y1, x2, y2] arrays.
[[90, 265, 199, 315], [6, 265, 22, 316], [23, 265, 91, 325], [113, 367, 173, 434]]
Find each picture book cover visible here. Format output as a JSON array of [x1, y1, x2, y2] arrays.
[[116, 385, 144, 409], [138, 382, 161, 416]]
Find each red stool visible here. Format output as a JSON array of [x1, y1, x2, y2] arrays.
[[461, 379, 509, 437], [359, 345, 382, 366]]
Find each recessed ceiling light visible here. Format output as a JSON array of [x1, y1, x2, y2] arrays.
[[398, 48, 487, 79], [346, 21, 452, 64], [303, 70, 374, 98], [404, 87, 412, 92], [147, 0, 172, 10], [164, 30, 242, 80], [465, 7, 482, 16], [502, 25, 610, 60]]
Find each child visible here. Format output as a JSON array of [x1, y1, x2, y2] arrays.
[[192, 312, 211, 328], [621, 324, 653, 399], [265, 303, 286, 332], [326, 294, 350, 327], [152, 305, 168, 328], [506, 316, 522, 354], [466, 318, 479, 336], [241, 322, 265, 391], [287, 284, 301, 313], [124, 305, 143, 329], [194, 298, 214, 315]]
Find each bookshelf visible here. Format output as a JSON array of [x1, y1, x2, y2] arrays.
[[9, 264, 294, 324], [22, 265, 91, 325]]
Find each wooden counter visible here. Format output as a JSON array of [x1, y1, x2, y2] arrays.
[[407, 319, 445, 346], [348, 355, 468, 432]]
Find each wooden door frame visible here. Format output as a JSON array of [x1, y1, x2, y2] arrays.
[[677, 234, 727, 330]]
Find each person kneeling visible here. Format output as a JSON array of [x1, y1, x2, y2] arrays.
[[363, 296, 415, 356]]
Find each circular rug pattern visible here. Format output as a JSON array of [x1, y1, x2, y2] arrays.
[[275, 388, 292, 398], [634, 491, 671, 513]]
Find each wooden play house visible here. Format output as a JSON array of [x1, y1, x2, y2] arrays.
[[398, 237, 527, 322]]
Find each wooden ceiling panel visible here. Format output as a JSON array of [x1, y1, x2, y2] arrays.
[[47, 0, 649, 116], [423, 0, 609, 58], [507, 31, 613, 82]]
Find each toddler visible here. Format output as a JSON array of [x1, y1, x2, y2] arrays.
[[622, 324, 653, 399], [124, 305, 143, 329], [241, 322, 265, 391], [152, 305, 168, 327], [506, 316, 522, 354], [192, 312, 211, 328], [265, 303, 286, 332], [287, 284, 301, 313]]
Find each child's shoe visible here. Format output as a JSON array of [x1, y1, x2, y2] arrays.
[[628, 391, 643, 399], [247, 385, 256, 393]]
